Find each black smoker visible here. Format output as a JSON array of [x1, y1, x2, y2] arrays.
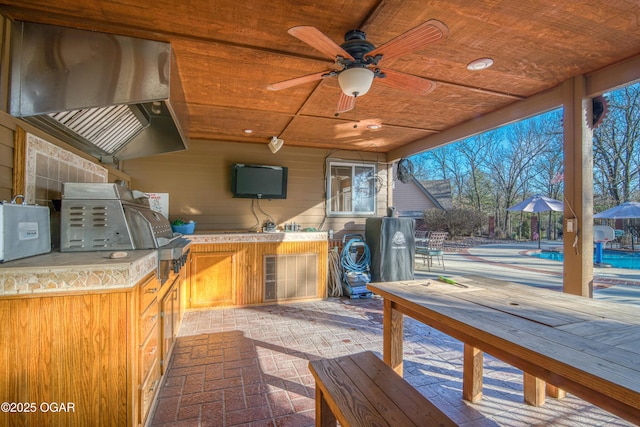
[[365, 216, 415, 282]]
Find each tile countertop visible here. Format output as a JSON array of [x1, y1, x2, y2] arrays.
[[188, 231, 329, 244], [0, 249, 158, 296], [0, 232, 329, 297]]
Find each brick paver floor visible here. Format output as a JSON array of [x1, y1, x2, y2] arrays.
[[149, 296, 633, 427]]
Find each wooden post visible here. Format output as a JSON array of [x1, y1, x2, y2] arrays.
[[315, 387, 336, 427], [462, 344, 483, 402], [562, 76, 594, 297], [546, 384, 567, 399], [523, 373, 546, 406], [383, 299, 404, 376]]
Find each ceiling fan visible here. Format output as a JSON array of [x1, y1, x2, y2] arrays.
[[268, 20, 449, 114]]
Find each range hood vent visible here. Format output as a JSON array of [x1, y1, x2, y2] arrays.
[[48, 104, 149, 154], [9, 21, 189, 162]]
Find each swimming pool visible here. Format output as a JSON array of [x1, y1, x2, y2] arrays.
[[532, 250, 640, 270]]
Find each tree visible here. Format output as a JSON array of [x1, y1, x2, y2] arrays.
[[528, 111, 564, 239], [593, 84, 640, 207], [457, 133, 496, 212], [488, 119, 553, 233]]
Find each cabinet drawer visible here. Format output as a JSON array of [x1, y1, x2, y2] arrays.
[[139, 324, 159, 383], [139, 359, 160, 425], [139, 275, 160, 312], [139, 303, 159, 344]]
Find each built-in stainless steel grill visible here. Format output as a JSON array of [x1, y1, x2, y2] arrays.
[[60, 182, 176, 251], [60, 182, 191, 284]]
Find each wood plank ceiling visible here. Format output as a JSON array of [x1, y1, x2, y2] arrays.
[[1, 0, 640, 154]]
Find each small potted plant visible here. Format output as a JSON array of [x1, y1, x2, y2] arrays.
[[171, 219, 196, 234]]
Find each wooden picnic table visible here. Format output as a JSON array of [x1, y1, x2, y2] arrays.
[[367, 275, 640, 425]]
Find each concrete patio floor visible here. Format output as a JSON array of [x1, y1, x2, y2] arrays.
[[148, 242, 638, 427]]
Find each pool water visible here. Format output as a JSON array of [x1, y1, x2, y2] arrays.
[[532, 249, 640, 270]]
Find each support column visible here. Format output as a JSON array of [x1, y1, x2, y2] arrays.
[[463, 344, 483, 402], [562, 76, 594, 297], [383, 299, 404, 376], [523, 373, 546, 406]]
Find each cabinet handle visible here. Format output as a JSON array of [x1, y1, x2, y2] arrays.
[[148, 346, 157, 356], [145, 287, 158, 294]]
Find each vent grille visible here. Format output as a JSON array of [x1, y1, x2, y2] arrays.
[[60, 200, 134, 251], [264, 253, 318, 302], [48, 104, 149, 154]]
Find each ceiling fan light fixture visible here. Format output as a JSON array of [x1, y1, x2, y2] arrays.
[[268, 136, 284, 153], [467, 57, 494, 71], [338, 67, 375, 97]]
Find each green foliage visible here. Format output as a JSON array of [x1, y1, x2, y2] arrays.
[[422, 208, 485, 238], [422, 209, 447, 232], [519, 220, 531, 239]]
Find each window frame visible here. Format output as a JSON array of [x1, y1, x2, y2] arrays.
[[326, 159, 377, 217]]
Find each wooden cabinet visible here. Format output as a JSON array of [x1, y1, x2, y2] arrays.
[[0, 270, 182, 427], [188, 238, 328, 308], [190, 251, 236, 308]]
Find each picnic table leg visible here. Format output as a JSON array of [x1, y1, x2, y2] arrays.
[[463, 344, 483, 402], [546, 384, 566, 399], [383, 299, 404, 376], [315, 385, 337, 427], [523, 373, 546, 406]]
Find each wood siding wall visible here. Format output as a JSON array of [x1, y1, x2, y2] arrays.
[[123, 139, 390, 235], [0, 114, 15, 201], [393, 180, 440, 212]]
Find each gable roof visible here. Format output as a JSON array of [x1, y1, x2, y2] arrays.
[[416, 179, 453, 210], [393, 177, 452, 217]]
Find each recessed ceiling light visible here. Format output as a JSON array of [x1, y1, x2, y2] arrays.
[[367, 124, 382, 130], [467, 58, 494, 71], [243, 129, 253, 134]]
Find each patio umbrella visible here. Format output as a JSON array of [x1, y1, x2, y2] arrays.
[[594, 201, 640, 250], [593, 201, 640, 219], [507, 195, 563, 248]]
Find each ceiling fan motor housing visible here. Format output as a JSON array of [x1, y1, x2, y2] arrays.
[[341, 30, 376, 61]]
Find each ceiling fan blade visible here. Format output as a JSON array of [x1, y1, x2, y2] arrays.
[[288, 26, 354, 61], [267, 71, 328, 91], [335, 92, 355, 114], [378, 69, 436, 95], [366, 19, 449, 62]]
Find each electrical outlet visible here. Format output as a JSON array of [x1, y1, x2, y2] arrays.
[[565, 218, 576, 233]]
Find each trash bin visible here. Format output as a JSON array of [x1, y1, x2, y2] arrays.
[[365, 217, 415, 282]]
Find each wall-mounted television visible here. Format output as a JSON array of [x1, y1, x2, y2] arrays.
[[231, 163, 288, 199]]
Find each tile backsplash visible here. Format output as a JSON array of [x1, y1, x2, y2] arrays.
[[25, 133, 108, 206]]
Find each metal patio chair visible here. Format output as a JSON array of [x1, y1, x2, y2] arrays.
[[415, 231, 447, 271]]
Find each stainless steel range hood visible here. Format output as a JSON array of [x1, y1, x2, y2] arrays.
[[9, 21, 189, 162]]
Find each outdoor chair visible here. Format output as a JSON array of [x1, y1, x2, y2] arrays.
[[414, 230, 429, 265], [415, 231, 447, 271]]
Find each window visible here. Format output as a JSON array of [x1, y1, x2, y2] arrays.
[[327, 160, 376, 215]]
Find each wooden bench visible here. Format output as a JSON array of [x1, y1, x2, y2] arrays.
[[308, 351, 458, 427]]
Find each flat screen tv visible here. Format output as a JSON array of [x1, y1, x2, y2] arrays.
[[231, 163, 288, 199]]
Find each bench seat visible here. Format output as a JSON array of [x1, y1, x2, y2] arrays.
[[308, 351, 457, 427]]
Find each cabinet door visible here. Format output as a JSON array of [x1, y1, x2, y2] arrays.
[[160, 287, 174, 372], [171, 285, 180, 341], [190, 251, 236, 308]]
